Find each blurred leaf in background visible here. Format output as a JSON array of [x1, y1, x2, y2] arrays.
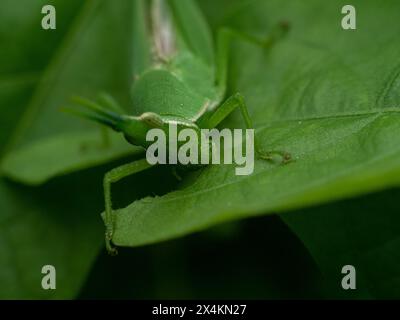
[[0, 0, 141, 299], [283, 188, 400, 299], [0, 0, 102, 299], [1, 0, 142, 185], [79, 216, 323, 299]]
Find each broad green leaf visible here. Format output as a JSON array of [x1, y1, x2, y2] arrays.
[[109, 0, 400, 247], [0, 74, 37, 154], [1, 132, 140, 185], [0, 0, 136, 299], [0, 0, 83, 155], [0, 172, 104, 299], [282, 188, 400, 299], [0, 0, 82, 74], [1, 0, 141, 185]]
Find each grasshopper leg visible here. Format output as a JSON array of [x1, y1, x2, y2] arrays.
[[103, 159, 153, 255], [208, 23, 291, 164], [204, 93, 291, 164], [215, 24, 290, 98]]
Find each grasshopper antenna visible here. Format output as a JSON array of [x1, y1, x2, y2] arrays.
[[61, 96, 127, 132]]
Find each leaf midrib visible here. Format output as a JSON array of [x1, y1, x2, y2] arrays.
[[130, 113, 400, 206], [254, 107, 400, 128]]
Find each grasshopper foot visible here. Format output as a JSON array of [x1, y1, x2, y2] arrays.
[[105, 229, 118, 256], [258, 150, 293, 165]]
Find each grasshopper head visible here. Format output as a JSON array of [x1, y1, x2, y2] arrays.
[[64, 96, 152, 149]]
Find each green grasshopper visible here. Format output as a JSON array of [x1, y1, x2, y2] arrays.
[[68, 0, 290, 255]]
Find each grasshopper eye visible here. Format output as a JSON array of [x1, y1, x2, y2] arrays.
[[139, 112, 164, 127]]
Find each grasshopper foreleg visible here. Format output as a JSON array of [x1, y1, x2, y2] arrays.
[[103, 159, 153, 255]]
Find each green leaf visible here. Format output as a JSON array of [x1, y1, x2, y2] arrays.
[[0, 74, 37, 154], [0, 0, 138, 299], [1, 131, 139, 185], [0, 172, 104, 299], [110, 0, 400, 247], [1, 0, 141, 185], [282, 188, 400, 299], [0, 0, 83, 156]]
